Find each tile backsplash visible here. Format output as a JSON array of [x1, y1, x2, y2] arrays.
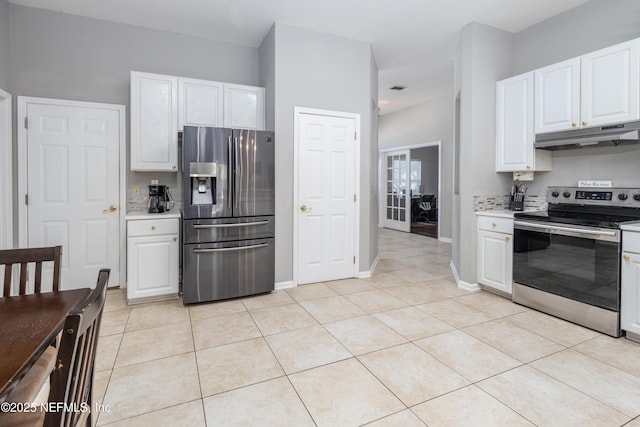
[[474, 194, 547, 212]]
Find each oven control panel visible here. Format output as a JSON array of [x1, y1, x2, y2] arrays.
[[547, 187, 640, 207], [575, 191, 612, 201]]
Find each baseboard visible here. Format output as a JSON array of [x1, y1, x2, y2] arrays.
[[275, 281, 295, 290], [449, 260, 480, 291], [439, 236, 452, 243], [357, 254, 380, 279]]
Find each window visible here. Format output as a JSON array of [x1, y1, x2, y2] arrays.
[[410, 160, 421, 194]]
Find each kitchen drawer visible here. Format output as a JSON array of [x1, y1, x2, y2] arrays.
[[128, 218, 179, 237], [477, 216, 513, 234], [623, 231, 640, 254]]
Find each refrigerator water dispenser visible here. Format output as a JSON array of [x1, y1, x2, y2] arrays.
[[189, 162, 216, 205]]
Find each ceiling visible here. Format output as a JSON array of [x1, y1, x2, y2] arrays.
[[8, 0, 589, 115]]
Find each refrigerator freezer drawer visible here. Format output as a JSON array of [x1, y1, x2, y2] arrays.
[[182, 238, 275, 304], [183, 216, 274, 244]]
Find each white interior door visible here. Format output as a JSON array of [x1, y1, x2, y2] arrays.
[[383, 150, 411, 232], [297, 112, 357, 284], [25, 101, 121, 290]]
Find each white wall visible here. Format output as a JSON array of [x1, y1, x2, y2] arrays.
[[378, 93, 453, 238], [0, 0, 8, 91], [259, 25, 276, 132], [509, 0, 640, 198], [272, 23, 377, 282], [453, 22, 513, 285]]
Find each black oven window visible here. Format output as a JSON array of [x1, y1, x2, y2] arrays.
[[513, 229, 619, 311]]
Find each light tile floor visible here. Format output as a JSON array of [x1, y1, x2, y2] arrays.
[[94, 228, 640, 426]]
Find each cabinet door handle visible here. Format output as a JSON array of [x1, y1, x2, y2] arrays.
[[582, 121, 588, 126], [505, 236, 511, 241], [624, 254, 630, 261], [173, 236, 177, 241], [572, 122, 577, 127]]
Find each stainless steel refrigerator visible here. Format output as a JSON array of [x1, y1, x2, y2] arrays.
[[182, 126, 275, 304]]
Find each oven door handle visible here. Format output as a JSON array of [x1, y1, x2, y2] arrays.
[[515, 221, 618, 238], [193, 220, 269, 229], [193, 243, 268, 254]]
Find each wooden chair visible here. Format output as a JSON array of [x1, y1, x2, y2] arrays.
[[45, 268, 110, 427], [0, 246, 62, 297]]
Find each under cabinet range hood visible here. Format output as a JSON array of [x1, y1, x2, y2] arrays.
[[534, 121, 640, 150]]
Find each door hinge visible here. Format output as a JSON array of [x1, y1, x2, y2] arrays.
[[354, 131, 357, 140], [24, 194, 28, 205], [354, 194, 356, 202], [24, 117, 28, 129], [353, 256, 356, 264]]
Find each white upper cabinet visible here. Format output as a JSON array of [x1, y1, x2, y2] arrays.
[[130, 71, 178, 172], [178, 77, 224, 129], [131, 72, 266, 172], [224, 83, 266, 130], [534, 58, 580, 134], [581, 38, 640, 128], [496, 72, 551, 172], [535, 39, 640, 134]]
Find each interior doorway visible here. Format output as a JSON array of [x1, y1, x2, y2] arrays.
[[409, 145, 439, 239], [18, 97, 126, 288], [293, 107, 360, 285], [380, 141, 441, 239]]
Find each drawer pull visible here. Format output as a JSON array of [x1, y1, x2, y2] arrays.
[[194, 243, 269, 254], [151, 225, 156, 231], [193, 220, 269, 229], [492, 223, 496, 228]]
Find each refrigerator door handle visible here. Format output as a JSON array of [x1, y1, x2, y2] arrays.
[[193, 220, 269, 229], [234, 135, 239, 211], [227, 135, 232, 210], [193, 243, 269, 254]]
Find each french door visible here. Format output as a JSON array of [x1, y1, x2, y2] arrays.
[[383, 150, 411, 232]]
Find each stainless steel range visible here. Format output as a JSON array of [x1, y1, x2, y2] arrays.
[[513, 187, 640, 337]]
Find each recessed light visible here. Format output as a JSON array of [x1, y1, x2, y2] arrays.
[[390, 85, 407, 91]]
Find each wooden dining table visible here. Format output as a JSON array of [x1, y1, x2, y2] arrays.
[[0, 288, 90, 402]]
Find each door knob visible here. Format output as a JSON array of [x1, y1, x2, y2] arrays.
[[300, 204, 311, 212], [102, 205, 117, 213]]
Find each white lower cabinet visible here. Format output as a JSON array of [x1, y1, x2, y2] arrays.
[[127, 217, 179, 303], [477, 215, 513, 295], [621, 231, 640, 339]]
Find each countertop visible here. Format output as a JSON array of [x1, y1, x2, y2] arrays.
[[621, 221, 640, 232], [125, 211, 181, 220], [475, 209, 539, 219]]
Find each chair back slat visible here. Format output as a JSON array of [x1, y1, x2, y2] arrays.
[[34, 261, 43, 293], [0, 246, 62, 297], [19, 263, 28, 294], [45, 268, 109, 427], [3, 266, 11, 296]]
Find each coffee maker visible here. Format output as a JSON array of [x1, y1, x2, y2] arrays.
[[147, 181, 172, 213]]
